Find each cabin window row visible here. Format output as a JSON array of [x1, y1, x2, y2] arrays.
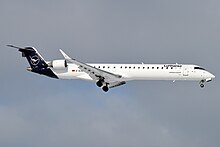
[[94, 66, 175, 69], [72, 66, 177, 73]]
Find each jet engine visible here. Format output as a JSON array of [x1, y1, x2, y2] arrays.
[[48, 60, 67, 70]]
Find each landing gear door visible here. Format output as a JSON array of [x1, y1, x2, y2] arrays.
[[183, 66, 189, 76]]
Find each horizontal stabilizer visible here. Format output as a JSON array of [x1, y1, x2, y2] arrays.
[[7, 45, 35, 52]]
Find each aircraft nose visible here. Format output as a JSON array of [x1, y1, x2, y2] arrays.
[[211, 74, 215, 79], [209, 73, 215, 79]]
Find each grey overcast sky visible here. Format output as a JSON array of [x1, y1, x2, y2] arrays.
[[0, 0, 220, 147]]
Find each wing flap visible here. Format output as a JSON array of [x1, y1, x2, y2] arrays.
[[109, 81, 126, 88]]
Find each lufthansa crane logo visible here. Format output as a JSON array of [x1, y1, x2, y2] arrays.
[[30, 55, 40, 65]]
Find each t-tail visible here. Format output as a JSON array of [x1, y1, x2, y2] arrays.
[[7, 45, 58, 79]]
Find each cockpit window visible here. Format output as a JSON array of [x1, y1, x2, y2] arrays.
[[194, 67, 206, 70]]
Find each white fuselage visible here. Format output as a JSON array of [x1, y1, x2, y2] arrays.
[[54, 63, 215, 82], [8, 44, 215, 92]]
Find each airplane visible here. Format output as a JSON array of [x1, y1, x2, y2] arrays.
[[8, 45, 215, 92]]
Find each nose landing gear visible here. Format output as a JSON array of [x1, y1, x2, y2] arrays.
[[199, 80, 205, 88], [200, 83, 204, 88]]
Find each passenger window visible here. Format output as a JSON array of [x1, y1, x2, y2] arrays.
[[152, 67, 154, 69]]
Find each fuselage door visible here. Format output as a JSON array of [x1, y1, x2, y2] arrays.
[[183, 66, 189, 76]]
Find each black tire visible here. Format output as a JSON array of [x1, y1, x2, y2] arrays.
[[96, 80, 103, 87], [102, 86, 109, 92], [200, 83, 204, 88]]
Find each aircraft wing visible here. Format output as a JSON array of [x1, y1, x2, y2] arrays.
[[59, 49, 126, 88]]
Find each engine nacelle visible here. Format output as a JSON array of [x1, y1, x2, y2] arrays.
[[48, 60, 67, 70]]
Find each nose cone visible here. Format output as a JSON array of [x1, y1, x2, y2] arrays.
[[211, 74, 215, 79], [208, 72, 215, 79]]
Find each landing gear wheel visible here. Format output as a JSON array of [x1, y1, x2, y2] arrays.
[[96, 80, 103, 87], [102, 86, 109, 92], [199, 80, 205, 88], [200, 83, 204, 88]]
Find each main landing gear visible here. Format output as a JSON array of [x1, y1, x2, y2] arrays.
[[102, 85, 109, 92], [96, 80, 109, 92], [96, 80, 103, 87]]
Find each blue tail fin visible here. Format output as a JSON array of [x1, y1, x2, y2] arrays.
[[8, 45, 58, 79]]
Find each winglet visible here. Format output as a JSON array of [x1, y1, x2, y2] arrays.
[[59, 49, 72, 60]]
